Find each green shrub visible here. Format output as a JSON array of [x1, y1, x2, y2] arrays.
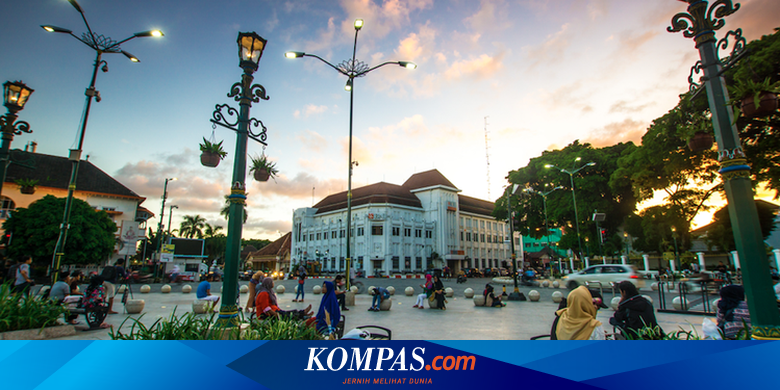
[[244, 316, 324, 340], [0, 282, 67, 333]]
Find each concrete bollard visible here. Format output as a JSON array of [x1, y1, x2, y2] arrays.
[[464, 288, 475, 298], [161, 284, 171, 294], [445, 287, 454, 297], [610, 297, 621, 311], [552, 291, 563, 303], [379, 298, 392, 311], [528, 290, 540, 302], [405, 287, 414, 296], [182, 284, 192, 293], [275, 285, 285, 294], [313, 285, 322, 294], [386, 286, 395, 295], [125, 299, 145, 314], [140, 285, 151, 293], [240, 285, 249, 294]]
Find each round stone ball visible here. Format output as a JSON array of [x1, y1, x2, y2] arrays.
[[379, 298, 392, 311], [445, 287, 454, 297], [161, 284, 171, 294], [610, 297, 622, 311], [464, 288, 475, 298], [405, 286, 414, 296], [182, 284, 192, 293], [368, 286, 376, 295], [651, 282, 659, 291], [672, 296, 688, 310], [240, 284, 249, 294], [542, 280, 550, 288], [125, 299, 144, 314], [140, 285, 151, 293], [552, 280, 560, 289], [313, 285, 322, 294], [473, 295, 485, 306], [275, 285, 285, 294], [552, 291, 563, 303], [386, 286, 395, 295], [350, 286, 358, 293], [528, 290, 540, 302], [192, 300, 209, 314]]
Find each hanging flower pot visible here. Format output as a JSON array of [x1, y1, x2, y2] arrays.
[[15, 178, 38, 194], [687, 131, 714, 152], [741, 92, 778, 118], [199, 137, 227, 168], [200, 151, 222, 167], [249, 154, 278, 183], [253, 168, 270, 182]]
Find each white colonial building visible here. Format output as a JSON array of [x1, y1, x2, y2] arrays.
[[291, 169, 509, 276]]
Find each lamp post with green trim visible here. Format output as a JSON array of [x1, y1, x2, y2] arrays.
[[668, 0, 780, 339], [0, 81, 34, 197], [210, 32, 269, 328]]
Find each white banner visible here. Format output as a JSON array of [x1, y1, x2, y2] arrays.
[[118, 221, 142, 255]]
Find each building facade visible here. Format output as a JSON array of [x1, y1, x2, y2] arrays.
[[1, 149, 151, 266], [291, 170, 509, 276]]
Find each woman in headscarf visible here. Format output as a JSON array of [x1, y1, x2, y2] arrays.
[[255, 277, 315, 326], [316, 281, 341, 334], [484, 284, 505, 307], [433, 275, 446, 310], [716, 284, 751, 339], [609, 281, 662, 339], [555, 286, 605, 340], [413, 274, 433, 309]]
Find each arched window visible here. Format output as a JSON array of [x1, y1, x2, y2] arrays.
[[0, 196, 15, 219]]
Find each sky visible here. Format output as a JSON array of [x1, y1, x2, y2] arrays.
[[2, 0, 779, 240]]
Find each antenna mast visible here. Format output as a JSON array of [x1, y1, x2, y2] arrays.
[[484, 116, 491, 199]]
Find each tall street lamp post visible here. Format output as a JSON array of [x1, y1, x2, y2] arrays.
[[0, 81, 34, 196], [155, 178, 176, 279], [545, 159, 595, 267], [505, 184, 521, 300], [42, 0, 163, 282], [526, 185, 563, 273], [671, 226, 679, 270], [210, 32, 269, 328], [286, 19, 416, 290], [669, 0, 780, 338], [167, 205, 179, 238]]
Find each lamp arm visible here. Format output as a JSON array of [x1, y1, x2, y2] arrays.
[[109, 34, 138, 49], [303, 54, 348, 76], [363, 61, 402, 75]]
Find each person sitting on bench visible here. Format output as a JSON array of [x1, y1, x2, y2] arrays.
[[255, 277, 315, 326], [196, 275, 220, 311]]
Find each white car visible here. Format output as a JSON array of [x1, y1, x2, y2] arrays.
[[563, 264, 645, 290]]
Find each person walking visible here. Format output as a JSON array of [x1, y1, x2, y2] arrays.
[[12, 255, 33, 297], [293, 265, 307, 302]]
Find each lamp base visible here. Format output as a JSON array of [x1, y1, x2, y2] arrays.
[[508, 292, 525, 301]]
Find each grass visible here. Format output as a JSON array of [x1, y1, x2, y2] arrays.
[[0, 282, 67, 333]]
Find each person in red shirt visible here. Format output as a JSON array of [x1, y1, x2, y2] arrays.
[[255, 277, 316, 326]]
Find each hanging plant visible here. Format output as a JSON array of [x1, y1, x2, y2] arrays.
[[687, 131, 714, 152], [199, 137, 227, 168], [15, 178, 39, 194], [730, 77, 780, 118], [249, 154, 278, 182]]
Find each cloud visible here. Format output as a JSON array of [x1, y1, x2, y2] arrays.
[[296, 130, 329, 152], [294, 104, 329, 119], [395, 22, 437, 62], [464, 0, 511, 32], [609, 100, 654, 114], [583, 118, 648, 147], [443, 52, 505, 80], [524, 23, 572, 70], [248, 172, 348, 200], [338, 0, 434, 38], [244, 219, 293, 236]]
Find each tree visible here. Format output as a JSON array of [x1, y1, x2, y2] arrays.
[[204, 223, 223, 238], [1, 195, 117, 266], [704, 200, 778, 252], [495, 141, 637, 256], [179, 215, 206, 239]]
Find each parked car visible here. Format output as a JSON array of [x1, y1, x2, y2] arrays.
[[562, 264, 645, 290]]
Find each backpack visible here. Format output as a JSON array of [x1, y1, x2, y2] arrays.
[[6, 264, 20, 281], [101, 266, 117, 281]]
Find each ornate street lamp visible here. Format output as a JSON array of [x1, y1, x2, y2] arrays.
[[0, 81, 34, 196], [43, 0, 163, 283], [286, 19, 416, 291], [210, 31, 270, 328], [668, 0, 780, 338], [545, 158, 595, 267]]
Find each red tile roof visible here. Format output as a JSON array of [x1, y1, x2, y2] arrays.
[[247, 232, 291, 261], [313, 182, 423, 214], [402, 169, 458, 190]]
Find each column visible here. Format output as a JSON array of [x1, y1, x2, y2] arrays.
[[697, 252, 706, 272], [584, 257, 590, 268], [642, 254, 650, 272], [670, 260, 676, 273], [620, 255, 627, 265], [773, 249, 780, 272], [569, 258, 574, 273]]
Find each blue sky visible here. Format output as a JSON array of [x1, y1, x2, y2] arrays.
[[2, 0, 779, 240]]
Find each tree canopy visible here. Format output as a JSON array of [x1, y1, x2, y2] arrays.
[[2, 195, 117, 265]]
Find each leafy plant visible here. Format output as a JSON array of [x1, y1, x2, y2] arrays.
[[728, 77, 780, 118], [14, 178, 39, 188], [109, 308, 241, 340], [0, 282, 67, 333], [244, 316, 324, 340], [199, 138, 227, 159], [249, 154, 279, 180]]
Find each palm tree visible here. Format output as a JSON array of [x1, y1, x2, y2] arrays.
[[221, 195, 248, 223], [204, 223, 224, 238], [179, 215, 207, 239]]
